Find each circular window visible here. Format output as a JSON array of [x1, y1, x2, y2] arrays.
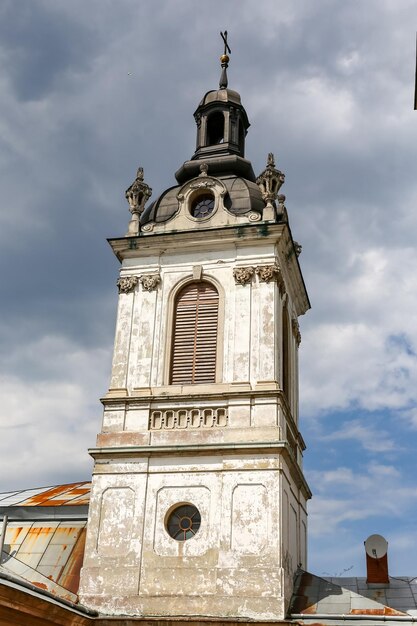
[[190, 194, 215, 219], [166, 504, 201, 541]]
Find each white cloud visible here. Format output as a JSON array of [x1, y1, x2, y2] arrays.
[[300, 246, 417, 417], [307, 459, 417, 574], [1, 0, 417, 578], [320, 419, 396, 453], [309, 461, 417, 539], [0, 333, 109, 491], [403, 407, 417, 430]]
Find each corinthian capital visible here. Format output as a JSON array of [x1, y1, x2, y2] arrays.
[[117, 276, 138, 294], [255, 264, 285, 293], [140, 274, 161, 292], [292, 317, 301, 345], [233, 266, 254, 286]]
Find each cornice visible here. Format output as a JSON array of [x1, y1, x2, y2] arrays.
[[108, 222, 287, 261], [103, 383, 285, 403], [89, 441, 312, 499]]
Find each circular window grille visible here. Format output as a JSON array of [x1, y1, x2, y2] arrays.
[[190, 194, 215, 219], [166, 504, 201, 541]]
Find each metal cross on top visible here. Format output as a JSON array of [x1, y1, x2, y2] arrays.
[[219, 31, 231, 89], [220, 31, 231, 56]]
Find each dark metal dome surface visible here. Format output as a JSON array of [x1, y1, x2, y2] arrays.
[[141, 175, 263, 225]]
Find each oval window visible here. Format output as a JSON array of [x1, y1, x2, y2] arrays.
[[190, 193, 215, 219], [166, 504, 201, 541]]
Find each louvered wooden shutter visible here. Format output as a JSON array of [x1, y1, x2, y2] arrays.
[[170, 282, 219, 384]]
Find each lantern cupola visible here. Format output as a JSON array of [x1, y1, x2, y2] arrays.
[[175, 31, 255, 184]]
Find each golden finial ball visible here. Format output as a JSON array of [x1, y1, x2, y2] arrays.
[[220, 54, 229, 64]]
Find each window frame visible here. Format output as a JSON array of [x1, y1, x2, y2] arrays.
[[165, 503, 201, 542], [164, 276, 224, 386]]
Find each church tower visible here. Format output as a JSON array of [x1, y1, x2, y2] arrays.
[[79, 37, 311, 621]]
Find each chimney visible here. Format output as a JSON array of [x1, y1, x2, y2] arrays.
[[364, 534, 389, 584]]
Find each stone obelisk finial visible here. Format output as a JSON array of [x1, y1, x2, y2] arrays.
[[256, 153, 286, 222], [125, 167, 152, 236], [219, 30, 231, 89]]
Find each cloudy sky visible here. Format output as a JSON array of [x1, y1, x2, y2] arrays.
[[1, 0, 417, 578]]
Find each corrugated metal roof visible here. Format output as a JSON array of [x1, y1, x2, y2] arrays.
[[0, 482, 91, 507], [2, 520, 87, 596], [0, 482, 90, 602]]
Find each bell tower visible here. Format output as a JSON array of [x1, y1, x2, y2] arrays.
[[79, 36, 311, 621]]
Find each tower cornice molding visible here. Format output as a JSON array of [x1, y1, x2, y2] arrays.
[[88, 441, 312, 500], [109, 222, 287, 258]]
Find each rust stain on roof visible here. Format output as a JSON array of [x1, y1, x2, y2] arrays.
[[300, 605, 318, 615], [0, 481, 91, 507], [30, 579, 78, 602], [4, 521, 87, 599], [31, 581, 48, 591], [0, 481, 90, 602], [58, 527, 86, 594], [350, 607, 408, 616], [8, 526, 28, 543], [22, 482, 90, 507]]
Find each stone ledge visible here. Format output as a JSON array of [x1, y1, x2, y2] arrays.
[[102, 383, 282, 402]]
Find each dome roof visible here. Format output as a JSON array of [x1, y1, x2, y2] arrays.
[[198, 88, 242, 107], [141, 175, 264, 226]]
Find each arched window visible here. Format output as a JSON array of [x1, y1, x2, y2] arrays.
[[170, 282, 219, 384], [206, 112, 225, 145]]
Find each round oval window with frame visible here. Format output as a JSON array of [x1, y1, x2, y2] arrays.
[[190, 192, 215, 219], [166, 503, 201, 542]]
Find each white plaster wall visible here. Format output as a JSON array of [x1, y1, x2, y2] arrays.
[[80, 453, 294, 620], [257, 279, 276, 381], [128, 285, 159, 389], [281, 467, 308, 595], [80, 466, 148, 599], [233, 278, 251, 382], [109, 238, 299, 396], [84, 227, 309, 620], [109, 290, 135, 390]]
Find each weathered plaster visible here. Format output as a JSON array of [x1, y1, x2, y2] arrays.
[[80, 223, 310, 621]]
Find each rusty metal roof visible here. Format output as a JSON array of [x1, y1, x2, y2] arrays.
[[1, 521, 87, 601], [290, 570, 417, 624], [0, 482, 91, 507], [0, 482, 91, 603]]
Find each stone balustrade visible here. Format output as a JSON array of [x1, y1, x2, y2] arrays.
[[149, 407, 228, 430]]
